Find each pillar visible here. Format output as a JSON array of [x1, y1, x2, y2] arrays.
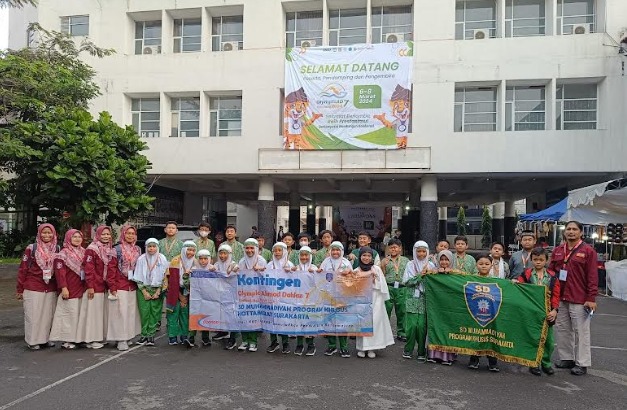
[[257, 178, 276, 248], [492, 202, 505, 244], [306, 199, 316, 236], [420, 175, 438, 250], [438, 206, 448, 240], [288, 191, 300, 235], [504, 201, 517, 247]]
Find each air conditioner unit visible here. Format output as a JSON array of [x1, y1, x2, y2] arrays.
[[385, 33, 404, 43], [142, 45, 161, 55], [473, 29, 489, 40], [300, 39, 317, 48], [573, 23, 592, 35], [221, 41, 240, 51]]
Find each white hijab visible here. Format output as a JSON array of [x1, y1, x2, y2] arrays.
[[298, 246, 315, 271], [132, 238, 168, 287], [269, 242, 289, 269], [403, 241, 434, 282], [489, 257, 506, 279], [321, 241, 350, 272], [241, 238, 263, 269], [214, 243, 233, 273], [179, 240, 198, 286]]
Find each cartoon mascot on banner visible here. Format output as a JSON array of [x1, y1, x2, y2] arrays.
[[283, 87, 322, 150], [374, 84, 411, 149]]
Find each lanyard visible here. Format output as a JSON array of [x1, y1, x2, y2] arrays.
[[521, 251, 531, 268], [389, 257, 401, 280], [456, 255, 465, 269], [564, 240, 583, 264], [163, 238, 177, 256]]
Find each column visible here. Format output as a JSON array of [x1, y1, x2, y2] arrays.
[[306, 197, 316, 236], [288, 191, 301, 235], [420, 175, 438, 249], [257, 178, 276, 248], [492, 202, 505, 244], [504, 201, 517, 246], [438, 206, 448, 240]]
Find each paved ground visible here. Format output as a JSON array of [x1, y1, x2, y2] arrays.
[[0, 277, 625, 409]]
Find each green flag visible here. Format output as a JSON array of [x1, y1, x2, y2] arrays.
[[425, 274, 549, 367]]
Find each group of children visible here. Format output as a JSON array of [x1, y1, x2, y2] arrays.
[[16, 221, 558, 375]]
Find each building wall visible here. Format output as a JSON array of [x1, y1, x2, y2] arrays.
[[10, 0, 627, 177]]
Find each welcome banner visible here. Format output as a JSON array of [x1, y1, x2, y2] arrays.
[[284, 42, 413, 150], [425, 274, 549, 367], [189, 269, 373, 336]]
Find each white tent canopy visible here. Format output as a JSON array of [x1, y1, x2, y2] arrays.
[[561, 180, 627, 225]]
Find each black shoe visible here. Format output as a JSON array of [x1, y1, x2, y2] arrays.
[[137, 337, 148, 345], [225, 338, 237, 350], [294, 345, 304, 356], [571, 366, 587, 376], [529, 367, 542, 376], [340, 349, 350, 358], [324, 347, 337, 356], [542, 366, 555, 375], [397, 335, 407, 342], [468, 357, 479, 370], [281, 344, 291, 354], [305, 344, 316, 356], [146, 337, 155, 347], [555, 360, 576, 369], [183, 338, 194, 348], [488, 364, 500, 372], [188, 337, 195, 345], [266, 341, 280, 353], [202, 338, 212, 346], [212, 332, 230, 341]]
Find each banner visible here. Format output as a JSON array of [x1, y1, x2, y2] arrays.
[[425, 274, 549, 367], [336, 206, 389, 238], [284, 42, 413, 150], [189, 269, 373, 336]]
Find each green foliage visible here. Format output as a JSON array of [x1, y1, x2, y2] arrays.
[[0, 229, 32, 258], [481, 206, 493, 248], [0, 0, 37, 8], [0, 23, 151, 231], [456, 207, 467, 236]]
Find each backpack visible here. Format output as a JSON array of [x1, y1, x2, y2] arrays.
[[27, 243, 61, 269]]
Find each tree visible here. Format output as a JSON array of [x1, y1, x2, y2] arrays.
[[0, 24, 152, 233], [456, 207, 467, 236], [0, 0, 37, 8], [481, 206, 493, 248]]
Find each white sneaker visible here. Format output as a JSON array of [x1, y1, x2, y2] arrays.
[[117, 341, 129, 351], [61, 342, 76, 349], [87, 342, 104, 349], [357, 350, 366, 358], [238, 342, 249, 351], [248, 343, 258, 352], [367, 351, 376, 359]]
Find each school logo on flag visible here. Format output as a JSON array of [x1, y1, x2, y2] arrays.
[[464, 282, 503, 327]]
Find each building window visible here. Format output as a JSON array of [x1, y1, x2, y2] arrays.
[[454, 86, 498, 132], [173, 19, 202, 53], [371, 5, 413, 43], [506, 86, 545, 131], [131, 98, 160, 138], [505, 0, 545, 37], [556, 83, 597, 130], [329, 8, 367, 46], [285, 11, 323, 48], [212, 16, 243, 51], [135, 21, 162, 55], [557, 0, 595, 35], [455, 0, 497, 40], [209, 96, 242, 136], [60, 15, 89, 37], [171, 98, 200, 137]]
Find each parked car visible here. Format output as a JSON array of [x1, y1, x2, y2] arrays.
[[136, 225, 198, 249]]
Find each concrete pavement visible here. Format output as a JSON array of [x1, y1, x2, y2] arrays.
[[0, 287, 625, 409]]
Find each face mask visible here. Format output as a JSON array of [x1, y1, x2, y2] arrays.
[[199, 231, 209, 238], [299, 241, 308, 247]]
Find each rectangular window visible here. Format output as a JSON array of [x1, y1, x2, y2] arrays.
[[212, 16, 243, 51], [135, 21, 162, 55], [371, 5, 413, 43], [505, 0, 545, 37], [173, 19, 202, 53], [454, 86, 498, 132], [557, 0, 595, 35], [60, 15, 89, 37], [505, 86, 546, 131], [556, 83, 597, 130], [209, 96, 242, 136], [455, 0, 497, 40], [171, 97, 200, 137], [285, 11, 323, 48], [329, 8, 367, 46], [131, 98, 160, 138]]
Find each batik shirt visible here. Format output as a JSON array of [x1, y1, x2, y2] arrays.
[[384, 256, 409, 284]]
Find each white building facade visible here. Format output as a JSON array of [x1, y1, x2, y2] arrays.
[[9, 0, 627, 247]]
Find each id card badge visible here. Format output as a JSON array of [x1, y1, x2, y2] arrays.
[[42, 269, 52, 284], [559, 269, 568, 281], [127, 270, 133, 279], [394, 281, 400, 289]]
